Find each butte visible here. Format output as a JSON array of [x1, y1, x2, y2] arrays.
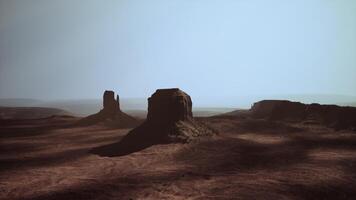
[[94, 88, 215, 156], [78, 90, 139, 128]]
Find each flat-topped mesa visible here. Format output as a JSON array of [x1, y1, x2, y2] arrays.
[[102, 90, 120, 116], [147, 88, 193, 123], [251, 100, 306, 120], [250, 100, 356, 130]]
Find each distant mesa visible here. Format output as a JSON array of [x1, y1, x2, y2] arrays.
[[93, 88, 215, 156], [251, 100, 356, 130], [0, 107, 71, 120], [251, 100, 306, 120], [78, 90, 139, 128]]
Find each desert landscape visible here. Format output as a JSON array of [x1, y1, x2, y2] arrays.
[[1, 1, 356, 199], [1, 89, 356, 200]]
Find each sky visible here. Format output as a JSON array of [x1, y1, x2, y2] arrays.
[[0, 0, 355, 107]]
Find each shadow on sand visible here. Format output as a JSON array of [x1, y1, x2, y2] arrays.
[[21, 130, 356, 200], [90, 122, 168, 157]]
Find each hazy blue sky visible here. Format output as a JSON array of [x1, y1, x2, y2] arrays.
[[0, 0, 355, 106]]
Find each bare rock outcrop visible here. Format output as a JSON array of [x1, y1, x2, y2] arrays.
[[126, 88, 213, 142], [102, 90, 120, 116], [147, 88, 193, 123], [78, 90, 139, 128], [251, 100, 306, 120], [251, 100, 356, 130], [97, 88, 215, 156]]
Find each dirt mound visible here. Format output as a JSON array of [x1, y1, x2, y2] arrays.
[[78, 91, 139, 128], [251, 100, 356, 130]]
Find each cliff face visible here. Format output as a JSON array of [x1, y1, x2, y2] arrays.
[[102, 91, 120, 116], [147, 88, 193, 123], [251, 100, 356, 130]]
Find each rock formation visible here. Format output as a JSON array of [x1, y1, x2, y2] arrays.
[[251, 100, 306, 120], [251, 100, 356, 130], [102, 90, 120, 116], [127, 88, 213, 142], [78, 90, 139, 128], [147, 88, 193, 123], [97, 88, 215, 156]]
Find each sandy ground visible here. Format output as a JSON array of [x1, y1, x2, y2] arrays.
[[1, 116, 356, 200]]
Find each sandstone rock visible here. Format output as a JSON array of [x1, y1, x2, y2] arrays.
[[115, 88, 214, 153], [250, 100, 356, 130], [251, 100, 306, 120], [78, 90, 139, 128], [147, 88, 193, 123], [103, 91, 120, 114]]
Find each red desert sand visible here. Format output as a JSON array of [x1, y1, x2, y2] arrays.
[[1, 114, 356, 200]]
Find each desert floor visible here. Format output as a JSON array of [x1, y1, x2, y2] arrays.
[[1, 116, 356, 200]]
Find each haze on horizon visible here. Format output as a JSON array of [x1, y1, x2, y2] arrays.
[[0, 0, 355, 107]]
